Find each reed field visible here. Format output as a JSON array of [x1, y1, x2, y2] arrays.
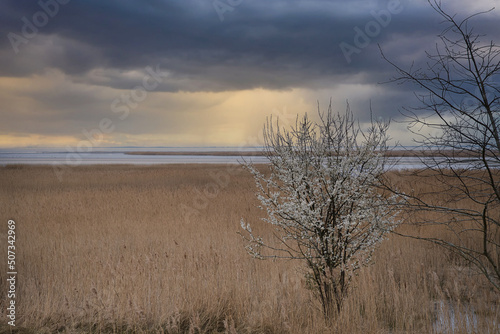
[[0, 164, 498, 333]]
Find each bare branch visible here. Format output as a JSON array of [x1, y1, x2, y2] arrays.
[[381, 1, 500, 292]]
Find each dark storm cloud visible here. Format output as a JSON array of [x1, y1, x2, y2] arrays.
[[0, 0, 429, 86], [1, 0, 499, 95]]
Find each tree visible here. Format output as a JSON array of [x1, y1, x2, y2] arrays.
[[381, 1, 500, 291], [239, 103, 400, 318]]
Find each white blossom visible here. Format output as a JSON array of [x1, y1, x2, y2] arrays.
[[239, 103, 401, 316]]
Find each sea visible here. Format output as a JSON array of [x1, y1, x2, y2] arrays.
[[0, 146, 489, 170], [0, 147, 269, 165]]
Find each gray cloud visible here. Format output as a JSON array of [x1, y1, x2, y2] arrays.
[[2, 0, 473, 89], [1, 0, 499, 142]]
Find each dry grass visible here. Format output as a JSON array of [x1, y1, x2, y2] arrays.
[[0, 164, 498, 333]]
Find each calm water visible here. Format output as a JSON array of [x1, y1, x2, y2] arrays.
[[0, 147, 493, 170], [0, 147, 269, 165]]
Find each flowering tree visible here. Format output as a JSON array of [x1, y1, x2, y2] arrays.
[[240, 103, 400, 318]]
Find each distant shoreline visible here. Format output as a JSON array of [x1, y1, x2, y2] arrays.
[[124, 150, 484, 158], [125, 151, 266, 156]]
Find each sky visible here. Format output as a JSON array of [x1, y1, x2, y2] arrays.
[[0, 0, 499, 148]]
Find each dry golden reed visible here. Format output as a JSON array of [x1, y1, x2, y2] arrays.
[[0, 165, 498, 333]]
